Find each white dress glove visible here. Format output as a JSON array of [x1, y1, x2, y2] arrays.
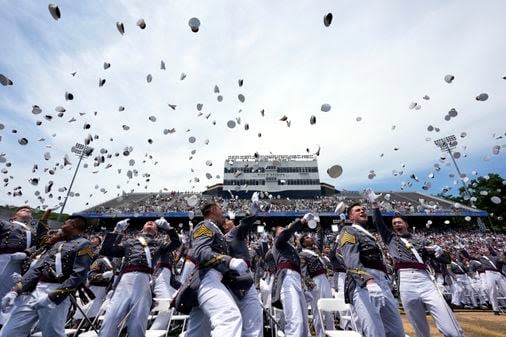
[[229, 258, 248, 273], [303, 213, 315, 223], [250, 192, 261, 215], [366, 281, 385, 307], [304, 291, 314, 303], [1, 291, 18, 313], [364, 189, 381, 203], [10, 252, 27, 261], [114, 218, 130, 233], [102, 271, 114, 280], [30, 294, 56, 310], [433, 245, 444, 258], [155, 217, 170, 230]]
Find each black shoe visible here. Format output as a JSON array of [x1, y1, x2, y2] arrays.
[[494, 311, 501, 315]]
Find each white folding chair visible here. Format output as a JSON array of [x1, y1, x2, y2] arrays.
[[146, 298, 173, 337], [317, 298, 361, 337], [168, 311, 190, 334], [32, 329, 78, 337]]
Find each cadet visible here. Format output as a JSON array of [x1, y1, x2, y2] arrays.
[[222, 212, 263, 337], [271, 214, 313, 337], [330, 238, 347, 293], [185, 202, 244, 337], [0, 206, 49, 326], [339, 203, 405, 337], [73, 236, 114, 324], [366, 189, 464, 337], [0, 215, 91, 337], [98, 218, 180, 337], [150, 218, 181, 330], [299, 234, 335, 337], [461, 244, 506, 314]]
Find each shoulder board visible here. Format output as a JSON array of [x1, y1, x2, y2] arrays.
[[90, 260, 100, 271], [78, 245, 94, 258], [339, 230, 357, 246], [193, 224, 214, 239]]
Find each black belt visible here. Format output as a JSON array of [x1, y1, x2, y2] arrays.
[[157, 262, 172, 269], [276, 262, 301, 274], [122, 264, 153, 274], [0, 248, 23, 254], [362, 260, 387, 274], [309, 268, 327, 278], [39, 274, 63, 284], [394, 262, 428, 271]]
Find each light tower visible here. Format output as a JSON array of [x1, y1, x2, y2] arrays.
[[58, 143, 94, 220]]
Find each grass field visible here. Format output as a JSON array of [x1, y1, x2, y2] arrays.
[[401, 311, 506, 337]]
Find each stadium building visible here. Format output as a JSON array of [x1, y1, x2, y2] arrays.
[[205, 154, 332, 198]]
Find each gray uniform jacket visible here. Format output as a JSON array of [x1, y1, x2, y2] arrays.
[[88, 256, 115, 287], [0, 219, 48, 254], [225, 215, 257, 264], [330, 241, 347, 273], [100, 229, 181, 274], [372, 208, 450, 269], [223, 215, 257, 299], [271, 219, 303, 309], [18, 235, 92, 304], [338, 223, 386, 304], [189, 219, 233, 276], [461, 247, 504, 275]]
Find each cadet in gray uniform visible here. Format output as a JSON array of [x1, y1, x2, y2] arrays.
[[299, 234, 335, 337], [0, 206, 49, 325], [339, 202, 405, 337], [186, 202, 245, 337], [271, 214, 313, 337], [73, 236, 115, 324], [98, 218, 181, 337], [149, 219, 182, 330], [461, 245, 506, 314], [0, 215, 91, 337], [222, 214, 263, 337], [367, 192, 464, 337], [330, 239, 347, 293]]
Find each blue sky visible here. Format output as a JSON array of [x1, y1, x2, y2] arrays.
[[0, 0, 505, 212]]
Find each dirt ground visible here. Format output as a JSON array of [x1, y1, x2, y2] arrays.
[[401, 311, 506, 337]]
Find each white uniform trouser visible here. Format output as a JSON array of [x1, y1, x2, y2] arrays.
[[0, 282, 71, 337], [231, 284, 263, 337], [280, 269, 310, 337], [73, 285, 107, 320], [485, 270, 506, 311], [98, 272, 152, 337], [450, 278, 463, 306], [350, 268, 405, 337], [0, 253, 24, 325], [455, 274, 477, 307], [150, 268, 177, 330], [186, 269, 242, 337], [259, 277, 272, 309], [333, 272, 346, 294], [399, 269, 464, 337], [309, 274, 335, 337]]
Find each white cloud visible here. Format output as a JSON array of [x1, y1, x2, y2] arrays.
[[0, 0, 505, 212]]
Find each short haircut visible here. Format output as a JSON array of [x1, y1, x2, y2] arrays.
[[201, 202, 219, 218], [299, 234, 311, 248], [67, 215, 87, 232], [392, 214, 408, 223], [90, 235, 102, 245], [347, 202, 363, 216], [15, 205, 31, 213]]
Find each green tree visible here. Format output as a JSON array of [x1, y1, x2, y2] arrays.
[[436, 173, 505, 232], [465, 173, 505, 224]]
